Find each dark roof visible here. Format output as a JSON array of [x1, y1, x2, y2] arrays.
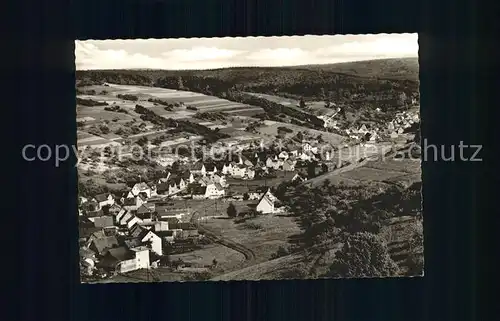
[[190, 184, 207, 195], [124, 237, 143, 249], [94, 193, 109, 202], [156, 230, 174, 237], [137, 204, 153, 215], [123, 197, 138, 206], [205, 163, 216, 171], [107, 246, 135, 261], [91, 236, 119, 255], [191, 162, 204, 171], [93, 216, 114, 228], [129, 224, 147, 238], [169, 222, 195, 230], [157, 182, 169, 192], [79, 226, 101, 239]]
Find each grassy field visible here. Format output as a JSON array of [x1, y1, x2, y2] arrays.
[[170, 243, 246, 272], [338, 167, 407, 182], [200, 213, 302, 262]]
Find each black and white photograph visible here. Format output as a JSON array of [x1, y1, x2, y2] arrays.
[[75, 34, 423, 283]]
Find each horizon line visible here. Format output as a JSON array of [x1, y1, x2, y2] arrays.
[[75, 56, 418, 72]]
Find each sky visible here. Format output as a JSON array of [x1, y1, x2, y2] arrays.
[[75, 33, 418, 70]]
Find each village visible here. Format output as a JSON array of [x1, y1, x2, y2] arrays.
[[78, 104, 419, 282]]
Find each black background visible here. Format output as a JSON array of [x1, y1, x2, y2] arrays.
[[14, 0, 490, 320]]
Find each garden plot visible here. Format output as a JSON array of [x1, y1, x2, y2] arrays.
[[338, 166, 406, 182]]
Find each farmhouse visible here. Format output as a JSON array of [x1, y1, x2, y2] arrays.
[[136, 203, 155, 222], [92, 193, 115, 208], [168, 176, 187, 195], [123, 194, 146, 210], [89, 235, 119, 256], [138, 229, 163, 256], [230, 164, 248, 178], [98, 246, 150, 273], [191, 183, 225, 199], [130, 182, 153, 198], [221, 163, 233, 175], [256, 190, 277, 214]]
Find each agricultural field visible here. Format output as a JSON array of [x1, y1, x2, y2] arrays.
[[338, 166, 408, 182], [200, 214, 302, 263], [256, 120, 345, 145], [170, 243, 246, 272], [364, 157, 421, 174]]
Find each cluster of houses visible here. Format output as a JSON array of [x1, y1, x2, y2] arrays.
[[324, 110, 420, 144], [79, 189, 202, 278], [78, 139, 341, 278]]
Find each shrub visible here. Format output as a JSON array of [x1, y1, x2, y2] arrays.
[[186, 106, 198, 111], [327, 232, 400, 278], [76, 97, 108, 107], [227, 202, 237, 218], [243, 222, 262, 230], [117, 94, 139, 101]]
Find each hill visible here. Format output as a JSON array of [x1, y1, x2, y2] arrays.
[[76, 58, 419, 127], [291, 58, 419, 81]]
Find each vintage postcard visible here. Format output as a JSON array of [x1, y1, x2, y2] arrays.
[[75, 34, 422, 283]]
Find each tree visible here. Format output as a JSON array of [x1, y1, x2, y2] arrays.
[[299, 97, 306, 109], [227, 203, 237, 218], [327, 232, 399, 278], [243, 193, 249, 200]]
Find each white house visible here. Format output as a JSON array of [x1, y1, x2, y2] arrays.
[[205, 183, 225, 199], [131, 183, 152, 198], [231, 164, 247, 178], [302, 142, 318, 154], [256, 190, 277, 214], [245, 168, 256, 180], [222, 163, 233, 175], [299, 153, 313, 161], [278, 151, 289, 160], [140, 230, 163, 256], [93, 193, 115, 208]]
